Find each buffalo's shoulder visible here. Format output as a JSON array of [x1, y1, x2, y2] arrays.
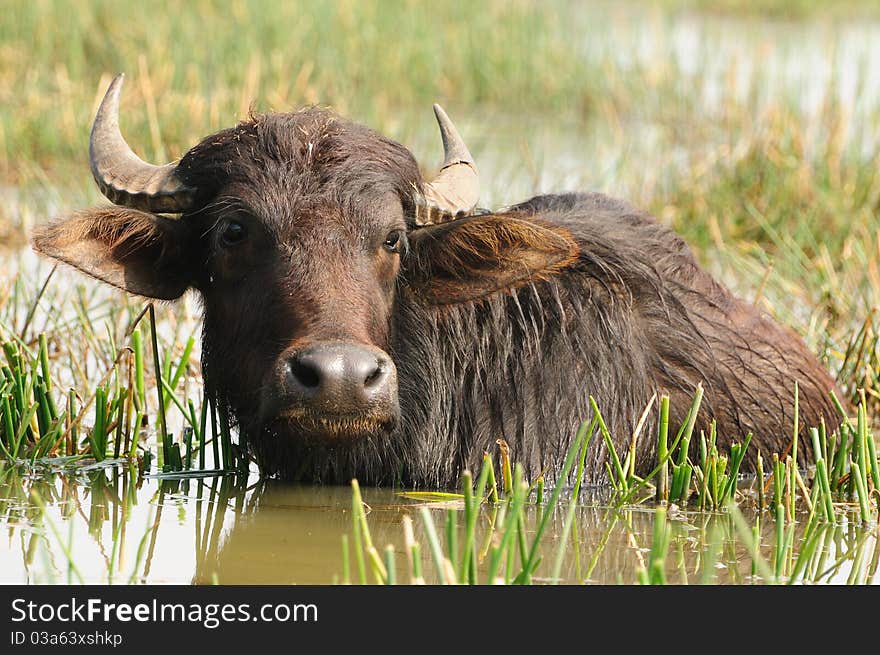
[[507, 191, 639, 218], [506, 192, 703, 285]]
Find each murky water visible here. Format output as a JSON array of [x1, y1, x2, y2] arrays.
[[1, 462, 876, 585]]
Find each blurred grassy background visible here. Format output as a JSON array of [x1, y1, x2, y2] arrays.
[[3, 1, 588, 173], [3, 0, 880, 407], [2, 0, 877, 183]]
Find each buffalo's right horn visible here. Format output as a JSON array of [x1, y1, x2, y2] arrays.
[[414, 104, 479, 225], [89, 74, 197, 213]]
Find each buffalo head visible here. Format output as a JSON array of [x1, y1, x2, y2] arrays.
[[33, 75, 579, 461]]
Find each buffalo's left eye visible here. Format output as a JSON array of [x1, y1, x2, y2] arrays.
[[383, 230, 405, 254], [220, 221, 248, 247]]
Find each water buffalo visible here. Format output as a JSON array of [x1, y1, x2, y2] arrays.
[[33, 75, 842, 486]]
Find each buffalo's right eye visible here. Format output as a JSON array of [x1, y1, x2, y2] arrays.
[[383, 230, 406, 254], [220, 221, 248, 247]]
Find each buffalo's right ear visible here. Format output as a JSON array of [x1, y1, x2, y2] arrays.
[[31, 206, 193, 300], [404, 213, 580, 305]]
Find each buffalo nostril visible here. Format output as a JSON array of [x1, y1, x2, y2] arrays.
[[282, 343, 396, 413], [288, 359, 321, 390], [363, 361, 385, 389]]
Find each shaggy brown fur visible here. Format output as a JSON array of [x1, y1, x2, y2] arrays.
[[33, 108, 844, 487]]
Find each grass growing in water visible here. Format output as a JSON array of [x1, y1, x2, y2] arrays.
[[0, 293, 245, 475], [346, 384, 879, 585]]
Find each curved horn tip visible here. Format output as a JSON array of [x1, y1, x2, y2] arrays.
[[89, 72, 196, 213], [109, 72, 126, 91], [431, 103, 474, 168], [99, 74, 126, 112], [91, 74, 127, 143], [415, 102, 480, 222]]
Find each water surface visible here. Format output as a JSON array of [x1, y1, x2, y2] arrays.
[[1, 462, 876, 585]]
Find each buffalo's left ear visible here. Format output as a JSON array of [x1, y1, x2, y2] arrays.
[[404, 214, 580, 305], [31, 206, 194, 300]]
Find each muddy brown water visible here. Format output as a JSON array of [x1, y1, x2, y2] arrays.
[[1, 462, 876, 585]]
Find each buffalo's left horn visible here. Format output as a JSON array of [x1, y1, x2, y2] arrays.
[[89, 74, 197, 213], [415, 104, 479, 225]]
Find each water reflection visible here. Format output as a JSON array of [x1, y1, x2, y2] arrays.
[[1, 461, 876, 585]]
